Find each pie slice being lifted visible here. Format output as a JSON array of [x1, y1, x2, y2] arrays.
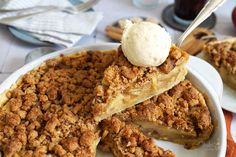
[[99, 117, 175, 157], [92, 45, 189, 121], [117, 80, 214, 149]]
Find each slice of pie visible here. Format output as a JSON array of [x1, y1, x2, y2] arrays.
[[117, 80, 213, 149], [204, 38, 236, 89], [92, 45, 189, 122], [99, 117, 175, 157]]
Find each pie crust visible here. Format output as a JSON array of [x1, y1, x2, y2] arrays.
[[204, 38, 236, 89], [93, 45, 189, 121], [117, 80, 213, 149]]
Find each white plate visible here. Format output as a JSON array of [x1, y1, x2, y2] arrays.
[[222, 83, 236, 113], [0, 43, 226, 157], [197, 52, 236, 113]]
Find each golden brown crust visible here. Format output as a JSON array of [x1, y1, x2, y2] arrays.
[[99, 117, 175, 157], [204, 38, 236, 89], [93, 45, 189, 121], [0, 50, 118, 156], [117, 80, 213, 149]]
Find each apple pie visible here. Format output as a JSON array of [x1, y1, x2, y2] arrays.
[[0, 45, 193, 156], [99, 117, 175, 157], [117, 80, 213, 149], [204, 38, 236, 89], [92, 45, 189, 121]]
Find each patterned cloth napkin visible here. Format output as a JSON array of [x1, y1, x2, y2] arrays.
[[0, 0, 103, 47], [224, 110, 236, 157]]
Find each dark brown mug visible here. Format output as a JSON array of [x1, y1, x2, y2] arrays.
[[174, 0, 207, 21]]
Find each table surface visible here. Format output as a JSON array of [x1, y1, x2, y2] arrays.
[[0, 0, 236, 144]]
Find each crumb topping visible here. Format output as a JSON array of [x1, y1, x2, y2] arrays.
[[204, 40, 236, 74], [117, 80, 213, 135], [99, 117, 175, 157], [0, 50, 117, 156]]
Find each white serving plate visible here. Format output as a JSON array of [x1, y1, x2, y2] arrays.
[[0, 43, 226, 157], [222, 83, 236, 113]]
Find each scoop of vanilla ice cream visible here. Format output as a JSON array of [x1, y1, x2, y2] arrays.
[[121, 21, 171, 67]]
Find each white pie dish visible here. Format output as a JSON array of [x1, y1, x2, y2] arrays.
[[0, 43, 226, 157]]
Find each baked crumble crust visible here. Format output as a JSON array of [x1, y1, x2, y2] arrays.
[[204, 39, 236, 74], [204, 38, 236, 89], [93, 45, 189, 121], [99, 117, 175, 157], [117, 80, 213, 148], [0, 50, 118, 156]]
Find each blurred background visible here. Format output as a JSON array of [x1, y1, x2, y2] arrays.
[[0, 0, 235, 81]]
